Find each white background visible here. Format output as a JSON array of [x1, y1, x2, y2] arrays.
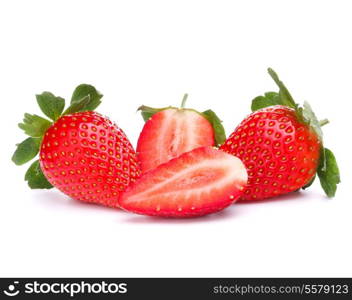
[[0, 0, 351, 277]]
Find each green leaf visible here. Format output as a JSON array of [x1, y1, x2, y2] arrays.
[[302, 101, 324, 141], [137, 105, 173, 122], [264, 91, 280, 101], [266, 69, 328, 138], [12, 137, 41, 165], [18, 113, 52, 137], [317, 148, 340, 197], [63, 95, 91, 115], [63, 84, 103, 115], [25, 160, 53, 189], [71, 84, 103, 111], [251, 91, 280, 111], [36, 92, 65, 121], [267, 68, 307, 123], [267, 68, 297, 109], [202, 109, 226, 146]]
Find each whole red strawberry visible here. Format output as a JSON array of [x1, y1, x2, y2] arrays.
[[220, 68, 340, 200], [12, 85, 140, 207]]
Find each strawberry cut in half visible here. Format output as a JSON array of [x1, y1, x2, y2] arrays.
[[220, 68, 340, 200], [118, 146, 248, 218], [137, 94, 226, 173]]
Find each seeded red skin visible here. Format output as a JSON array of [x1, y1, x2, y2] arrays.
[[220, 106, 320, 201], [39, 111, 141, 207]]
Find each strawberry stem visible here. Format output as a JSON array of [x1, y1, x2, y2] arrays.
[[319, 119, 329, 127], [180, 93, 188, 109]]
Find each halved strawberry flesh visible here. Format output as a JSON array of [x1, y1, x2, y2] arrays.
[[136, 109, 215, 173], [119, 146, 248, 218]]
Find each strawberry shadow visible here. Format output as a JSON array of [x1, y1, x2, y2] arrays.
[[33, 189, 235, 222], [32, 189, 319, 224], [235, 190, 310, 205], [121, 205, 240, 224], [32, 189, 123, 214]]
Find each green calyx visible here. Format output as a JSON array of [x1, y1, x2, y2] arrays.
[[251, 68, 340, 197], [12, 84, 103, 189], [137, 94, 226, 146], [138, 105, 175, 122]]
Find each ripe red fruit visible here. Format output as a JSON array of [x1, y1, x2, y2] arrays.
[[220, 106, 320, 200], [12, 84, 140, 207], [137, 94, 226, 173], [137, 108, 214, 173], [220, 68, 340, 200], [118, 146, 248, 217], [40, 111, 140, 207]]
